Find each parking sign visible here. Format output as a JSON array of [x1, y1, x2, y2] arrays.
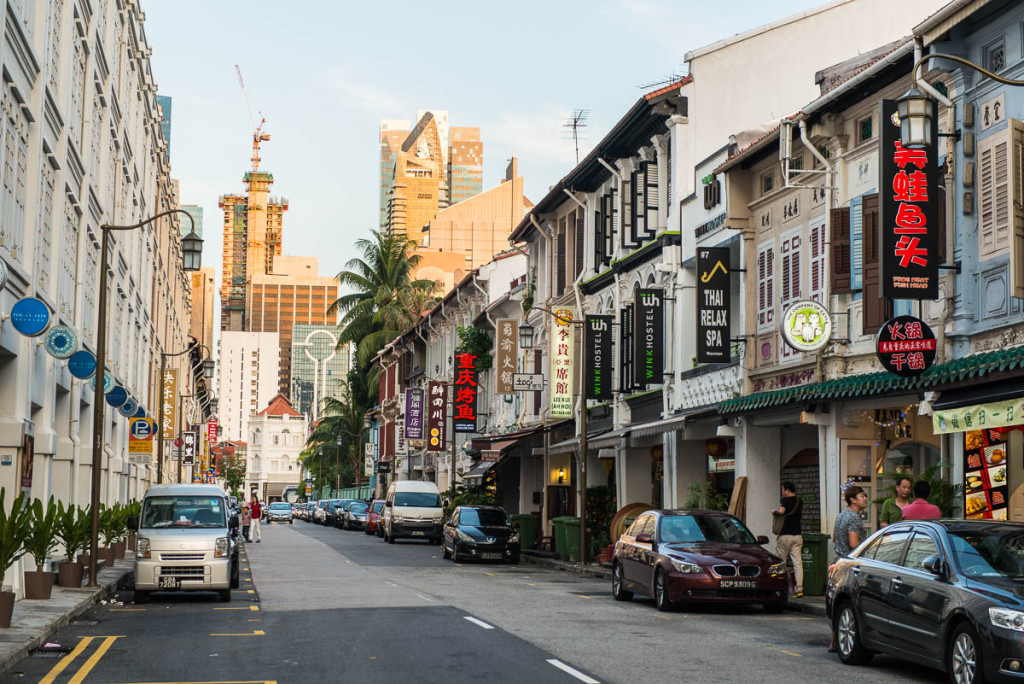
[[129, 418, 154, 454]]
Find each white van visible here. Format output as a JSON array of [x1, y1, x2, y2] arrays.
[[129, 484, 240, 603], [382, 480, 443, 544]]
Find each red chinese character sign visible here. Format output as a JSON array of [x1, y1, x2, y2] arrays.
[[880, 99, 939, 299], [549, 308, 576, 418], [426, 380, 448, 452], [875, 315, 936, 377], [453, 353, 477, 433]]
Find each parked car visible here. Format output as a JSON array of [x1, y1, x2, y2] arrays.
[[366, 499, 386, 536], [827, 519, 1024, 684], [326, 499, 355, 528], [611, 509, 788, 612], [342, 501, 369, 530], [313, 500, 330, 525], [266, 501, 293, 524], [442, 505, 520, 563], [382, 480, 444, 544]]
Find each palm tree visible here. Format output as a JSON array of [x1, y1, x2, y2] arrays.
[[307, 385, 367, 492]]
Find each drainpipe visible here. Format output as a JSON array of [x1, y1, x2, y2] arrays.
[[914, 40, 954, 108]]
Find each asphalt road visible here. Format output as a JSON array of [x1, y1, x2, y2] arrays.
[[0, 519, 955, 684]]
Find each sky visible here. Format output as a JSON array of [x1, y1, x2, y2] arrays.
[[142, 0, 828, 287]]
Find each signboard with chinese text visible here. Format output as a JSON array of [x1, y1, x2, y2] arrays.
[[181, 430, 197, 466], [934, 399, 1024, 434], [405, 388, 424, 440], [585, 315, 612, 401], [880, 99, 940, 299], [426, 380, 448, 452], [495, 318, 519, 395], [453, 352, 478, 433], [207, 418, 218, 444], [396, 391, 408, 457], [633, 289, 664, 385], [549, 308, 576, 418], [875, 315, 936, 377], [696, 248, 731, 363], [963, 429, 1009, 519], [161, 370, 177, 438]]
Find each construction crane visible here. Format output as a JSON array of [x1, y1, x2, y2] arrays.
[[235, 64, 270, 173]]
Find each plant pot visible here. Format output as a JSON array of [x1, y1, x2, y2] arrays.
[[112, 542, 126, 560], [0, 591, 14, 627], [23, 571, 54, 600], [57, 562, 84, 588], [100, 547, 115, 566], [127, 533, 137, 551], [77, 553, 90, 567]]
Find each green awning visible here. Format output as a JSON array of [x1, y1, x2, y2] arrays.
[[718, 345, 1024, 415]]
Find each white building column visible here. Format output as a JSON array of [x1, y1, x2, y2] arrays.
[[735, 421, 781, 539]]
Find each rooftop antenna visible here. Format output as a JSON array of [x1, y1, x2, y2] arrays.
[[638, 69, 687, 91], [562, 109, 589, 165]]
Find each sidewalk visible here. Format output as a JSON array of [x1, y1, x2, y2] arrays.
[[520, 552, 827, 617], [0, 559, 134, 677]]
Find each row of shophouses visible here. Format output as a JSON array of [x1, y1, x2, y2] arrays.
[[372, 0, 1024, 546]]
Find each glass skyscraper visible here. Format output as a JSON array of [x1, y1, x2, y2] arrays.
[[290, 325, 351, 420]]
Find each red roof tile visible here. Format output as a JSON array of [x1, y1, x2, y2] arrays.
[[258, 394, 302, 417]]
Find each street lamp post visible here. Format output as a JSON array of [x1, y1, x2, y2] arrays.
[[89, 209, 203, 587]]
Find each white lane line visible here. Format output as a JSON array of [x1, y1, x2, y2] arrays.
[[546, 659, 599, 683], [416, 594, 432, 602], [463, 616, 495, 630]]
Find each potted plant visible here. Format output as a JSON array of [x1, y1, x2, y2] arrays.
[[109, 503, 127, 560], [56, 502, 89, 587], [23, 497, 60, 599], [0, 490, 34, 626], [98, 505, 117, 567], [126, 500, 141, 551], [75, 506, 93, 567]]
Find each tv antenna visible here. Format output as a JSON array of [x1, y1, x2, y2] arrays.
[[638, 70, 687, 91], [562, 109, 589, 165]]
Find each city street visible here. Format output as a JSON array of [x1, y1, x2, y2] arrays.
[[0, 520, 953, 684]]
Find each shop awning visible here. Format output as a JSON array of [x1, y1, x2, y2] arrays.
[[628, 405, 718, 440], [548, 429, 611, 455], [588, 426, 630, 449], [462, 459, 497, 484], [718, 345, 1024, 415]]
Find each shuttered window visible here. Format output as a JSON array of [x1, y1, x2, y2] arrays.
[[666, 149, 673, 208], [602, 193, 614, 266], [645, 161, 660, 235], [1011, 119, 1024, 298], [574, 210, 584, 278], [780, 230, 801, 363], [830, 207, 853, 294], [979, 128, 1012, 259], [611, 185, 620, 251], [622, 174, 635, 249], [631, 166, 645, 242], [850, 196, 864, 291], [757, 241, 775, 333], [809, 216, 827, 303], [860, 193, 891, 334], [556, 228, 566, 295]]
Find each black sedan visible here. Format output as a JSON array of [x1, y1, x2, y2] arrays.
[[341, 501, 369, 530], [442, 506, 520, 564], [611, 509, 788, 612], [827, 519, 1024, 684]]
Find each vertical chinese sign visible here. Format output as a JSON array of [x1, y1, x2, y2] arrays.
[[494, 318, 518, 395], [880, 99, 939, 299], [161, 369, 177, 441], [453, 352, 478, 433], [549, 307, 576, 418], [405, 388, 424, 441], [426, 380, 447, 452], [396, 391, 408, 461], [633, 289, 664, 386], [585, 315, 612, 401], [696, 247, 731, 363]]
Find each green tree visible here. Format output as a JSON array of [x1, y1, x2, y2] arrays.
[[307, 382, 367, 491]]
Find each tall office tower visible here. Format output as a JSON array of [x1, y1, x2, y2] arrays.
[[219, 331, 281, 443], [290, 325, 351, 421], [379, 119, 410, 229], [448, 127, 482, 206], [219, 172, 289, 331], [190, 267, 216, 355], [247, 256, 338, 398], [180, 205, 204, 238]]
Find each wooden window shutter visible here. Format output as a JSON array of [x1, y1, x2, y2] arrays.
[[860, 193, 891, 334], [645, 161, 659, 236], [621, 175, 634, 248], [602, 193, 614, 266], [611, 186, 620, 249], [574, 210, 584, 278], [556, 228, 566, 294], [757, 243, 775, 331], [533, 350, 542, 414], [1010, 119, 1024, 299], [666, 151, 673, 208], [633, 167, 645, 241], [831, 207, 853, 294], [593, 207, 604, 271], [810, 219, 826, 303], [979, 129, 1012, 258]]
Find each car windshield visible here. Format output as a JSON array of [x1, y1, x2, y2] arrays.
[[372, 502, 384, 512], [141, 496, 227, 528], [658, 514, 757, 544], [460, 509, 509, 527], [395, 492, 441, 507], [269, 503, 290, 510], [350, 503, 368, 513], [948, 526, 1024, 579]]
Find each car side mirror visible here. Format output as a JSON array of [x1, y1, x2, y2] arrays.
[[636, 534, 653, 544], [756, 535, 770, 545], [922, 555, 945, 576], [126, 516, 139, 531]]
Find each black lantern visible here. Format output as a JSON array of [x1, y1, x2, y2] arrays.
[[181, 230, 203, 272], [202, 357, 215, 379], [896, 88, 935, 149], [518, 322, 534, 349]]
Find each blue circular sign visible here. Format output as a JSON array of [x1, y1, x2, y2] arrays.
[[105, 385, 128, 408], [10, 297, 51, 337], [90, 371, 115, 394], [133, 406, 147, 419], [43, 325, 80, 359], [67, 351, 97, 379], [118, 396, 139, 417]]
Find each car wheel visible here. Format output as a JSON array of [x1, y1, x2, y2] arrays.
[[134, 590, 149, 605], [836, 602, 873, 665], [508, 554, 520, 565], [654, 568, 672, 612], [452, 543, 462, 563], [219, 589, 231, 603], [387, 529, 396, 544], [949, 622, 984, 684], [442, 540, 452, 559], [612, 563, 633, 602]]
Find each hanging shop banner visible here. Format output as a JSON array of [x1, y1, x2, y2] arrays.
[[405, 388, 424, 440], [67, 350, 97, 379], [133, 406, 147, 419], [934, 398, 1024, 434], [181, 430, 197, 466], [963, 429, 1009, 519], [207, 418, 219, 444], [880, 99, 940, 300], [118, 396, 139, 417], [549, 307, 576, 418], [105, 385, 128, 408], [43, 325, 80, 359], [426, 380, 447, 452], [780, 300, 832, 353], [453, 352, 478, 433], [633, 289, 664, 386], [10, 297, 51, 337], [875, 315, 936, 377], [494, 318, 519, 395], [585, 315, 613, 401], [396, 389, 408, 457], [161, 369, 178, 438], [696, 248, 731, 363], [129, 417, 155, 456], [90, 370, 115, 394]]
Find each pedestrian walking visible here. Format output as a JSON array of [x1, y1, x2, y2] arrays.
[[249, 496, 262, 543], [829, 485, 867, 652], [240, 504, 251, 542], [879, 476, 912, 527], [770, 481, 803, 598], [900, 480, 942, 520]]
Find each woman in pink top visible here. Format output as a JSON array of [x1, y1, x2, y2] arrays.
[[900, 480, 942, 520]]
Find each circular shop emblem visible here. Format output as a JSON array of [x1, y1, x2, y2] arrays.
[[780, 300, 832, 352], [118, 395, 139, 417], [105, 385, 129, 408], [67, 350, 97, 379], [10, 297, 51, 337], [90, 370, 115, 395], [876, 315, 936, 377], [43, 325, 80, 359]]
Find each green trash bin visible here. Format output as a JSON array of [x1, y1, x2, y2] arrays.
[[563, 517, 582, 562], [801, 533, 830, 596], [551, 517, 570, 560], [511, 514, 536, 551]]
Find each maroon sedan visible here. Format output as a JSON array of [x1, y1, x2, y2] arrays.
[[612, 509, 789, 612], [365, 499, 386, 536]]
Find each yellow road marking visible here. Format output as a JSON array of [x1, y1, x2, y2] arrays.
[[251, 605, 259, 611], [484, 572, 496, 577], [654, 614, 672, 620], [576, 595, 593, 600], [40, 636, 95, 684], [68, 636, 122, 684], [213, 607, 251, 610], [246, 590, 255, 594], [244, 578, 252, 582], [525, 582, 537, 586], [210, 630, 265, 636], [770, 648, 802, 657]]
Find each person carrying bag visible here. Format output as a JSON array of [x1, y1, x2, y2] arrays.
[[771, 481, 804, 598]]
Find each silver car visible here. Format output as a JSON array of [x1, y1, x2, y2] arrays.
[[266, 501, 293, 524]]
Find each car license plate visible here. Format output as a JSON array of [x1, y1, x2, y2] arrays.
[[411, 531, 425, 536], [481, 553, 502, 560], [158, 576, 181, 589], [719, 580, 756, 589]]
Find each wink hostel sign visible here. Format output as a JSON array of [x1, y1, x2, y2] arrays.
[[633, 289, 664, 386], [585, 315, 613, 401], [696, 247, 731, 363]]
